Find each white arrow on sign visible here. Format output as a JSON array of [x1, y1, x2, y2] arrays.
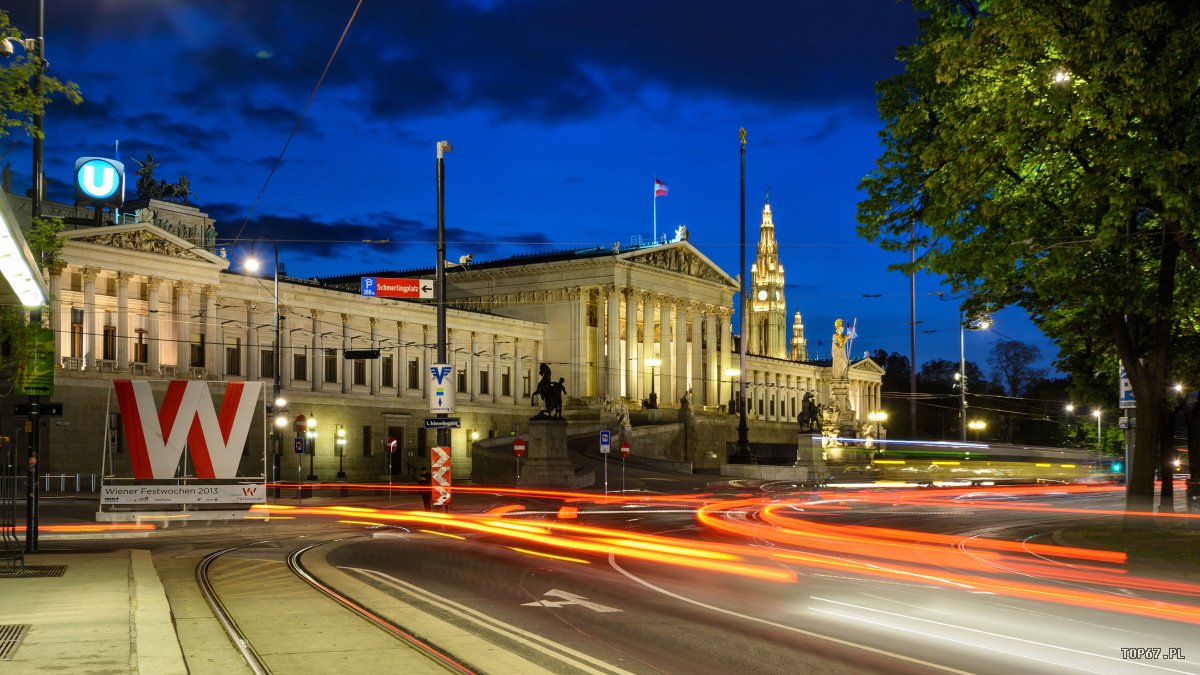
[[522, 589, 621, 612]]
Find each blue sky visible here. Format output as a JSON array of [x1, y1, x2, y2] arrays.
[[4, 0, 1057, 375]]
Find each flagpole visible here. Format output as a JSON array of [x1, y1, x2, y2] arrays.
[[653, 176, 657, 243]]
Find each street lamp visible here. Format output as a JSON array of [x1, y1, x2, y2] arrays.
[[645, 357, 661, 409], [244, 240, 286, 491], [306, 414, 318, 481], [956, 311, 990, 441], [1092, 409, 1102, 452], [732, 127, 754, 463], [968, 419, 987, 441], [335, 425, 346, 479], [724, 368, 740, 414]]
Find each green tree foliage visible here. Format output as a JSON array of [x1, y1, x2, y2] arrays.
[[858, 0, 1200, 513], [0, 11, 81, 143]]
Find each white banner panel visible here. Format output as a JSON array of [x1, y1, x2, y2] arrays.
[[101, 484, 267, 505]]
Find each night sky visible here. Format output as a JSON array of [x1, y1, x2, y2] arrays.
[[3, 0, 1056, 374]]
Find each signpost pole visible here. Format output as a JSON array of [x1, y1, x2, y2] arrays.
[[436, 140, 451, 510]]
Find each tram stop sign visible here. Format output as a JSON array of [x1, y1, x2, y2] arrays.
[[294, 414, 307, 433]]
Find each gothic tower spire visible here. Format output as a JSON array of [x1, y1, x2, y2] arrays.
[[748, 197, 788, 358]]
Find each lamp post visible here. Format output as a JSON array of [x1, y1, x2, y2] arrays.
[[953, 307, 990, 442], [245, 241, 286, 495], [435, 140, 452, 454], [1092, 409, 1102, 452], [724, 368, 740, 414], [335, 425, 346, 479], [868, 410, 888, 445], [306, 415, 318, 481], [732, 128, 754, 463], [645, 357, 661, 409], [968, 419, 986, 441]]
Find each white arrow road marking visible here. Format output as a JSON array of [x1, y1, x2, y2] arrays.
[[522, 589, 622, 612]]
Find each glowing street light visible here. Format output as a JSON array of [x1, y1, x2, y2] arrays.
[[1092, 409, 1102, 452], [724, 368, 740, 414], [645, 357, 661, 409], [968, 419, 987, 441]]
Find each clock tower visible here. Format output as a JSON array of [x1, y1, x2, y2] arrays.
[[748, 196, 789, 358]]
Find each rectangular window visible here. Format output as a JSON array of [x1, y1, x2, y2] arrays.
[[70, 308, 84, 358], [324, 348, 338, 383], [381, 355, 394, 388], [260, 349, 275, 378], [407, 359, 420, 389], [479, 370, 490, 395], [523, 371, 531, 396], [362, 425, 372, 457], [294, 353, 308, 381], [226, 338, 242, 376], [353, 359, 366, 386], [190, 334, 205, 368], [502, 366, 511, 396], [134, 330, 148, 363], [102, 325, 116, 360], [457, 369, 467, 393]]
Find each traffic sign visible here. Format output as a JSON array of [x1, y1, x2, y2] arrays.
[[432, 446, 452, 506], [619, 439, 630, 457], [513, 437, 526, 458], [429, 364, 455, 413], [344, 349, 381, 359], [13, 402, 64, 416], [294, 414, 307, 433], [386, 437, 398, 453], [424, 417, 461, 429], [294, 437, 304, 454], [600, 430, 611, 454], [361, 277, 434, 299]]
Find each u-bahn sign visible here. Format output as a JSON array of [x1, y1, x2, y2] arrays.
[[74, 157, 125, 208]]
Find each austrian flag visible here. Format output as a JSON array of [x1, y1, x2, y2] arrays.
[[654, 179, 668, 197]]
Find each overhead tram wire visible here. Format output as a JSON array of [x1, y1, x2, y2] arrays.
[[231, 0, 364, 243]]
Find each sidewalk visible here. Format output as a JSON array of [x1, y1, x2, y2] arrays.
[[0, 548, 186, 673]]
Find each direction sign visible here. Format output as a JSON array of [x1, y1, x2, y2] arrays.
[[599, 430, 611, 454], [13, 402, 64, 416], [424, 417, 462, 429], [361, 277, 434, 299]]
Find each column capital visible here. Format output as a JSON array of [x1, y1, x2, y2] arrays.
[[244, 299, 257, 311], [172, 280, 193, 295], [48, 261, 67, 275], [81, 266, 100, 282], [203, 284, 221, 297], [341, 313, 353, 324], [602, 283, 618, 296], [623, 287, 641, 301], [115, 270, 133, 286], [144, 276, 162, 288], [310, 309, 322, 321], [368, 316, 377, 327], [396, 320, 404, 330]]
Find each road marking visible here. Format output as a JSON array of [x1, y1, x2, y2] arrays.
[[343, 567, 635, 675], [522, 589, 622, 612], [607, 555, 971, 675]]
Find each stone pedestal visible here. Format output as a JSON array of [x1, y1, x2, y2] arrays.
[[521, 421, 577, 485], [794, 435, 828, 482]]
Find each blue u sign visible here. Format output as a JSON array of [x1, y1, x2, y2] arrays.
[[74, 157, 125, 207]]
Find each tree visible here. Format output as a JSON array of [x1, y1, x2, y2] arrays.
[[871, 349, 915, 437], [858, 0, 1200, 514], [0, 11, 81, 146], [988, 339, 1045, 397]]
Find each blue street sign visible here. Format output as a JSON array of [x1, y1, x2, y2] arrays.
[[361, 277, 376, 296], [600, 430, 611, 454], [294, 437, 304, 454]]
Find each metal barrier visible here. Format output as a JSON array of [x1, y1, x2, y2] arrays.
[[40, 474, 97, 493]]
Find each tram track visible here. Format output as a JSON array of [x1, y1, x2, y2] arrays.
[[196, 534, 477, 674]]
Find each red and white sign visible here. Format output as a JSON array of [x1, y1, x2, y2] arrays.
[[386, 437, 398, 454], [294, 414, 307, 433], [113, 380, 262, 480], [619, 440, 630, 457], [431, 445, 452, 506], [373, 278, 433, 299], [513, 437, 526, 458]]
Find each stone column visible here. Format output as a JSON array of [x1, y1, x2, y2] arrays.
[[204, 285, 220, 377], [641, 294, 657, 400], [396, 321, 407, 397], [115, 272, 131, 371], [146, 277, 161, 373], [606, 285, 620, 398], [659, 300, 673, 403], [513, 337, 522, 406], [624, 289, 639, 400], [47, 263, 66, 363], [369, 317, 380, 395], [341, 313, 352, 394], [593, 287, 606, 398], [569, 288, 585, 396], [705, 308, 719, 406], [719, 308, 733, 406], [674, 303, 687, 403], [690, 305, 703, 404], [492, 335, 500, 403], [174, 281, 192, 372], [311, 310, 322, 392], [81, 267, 98, 368], [469, 331, 478, 402], [278, 304, 291, 389], [245, 300, 259, 381]]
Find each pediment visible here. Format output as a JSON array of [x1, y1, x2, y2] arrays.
[[63, 223, 228, 267], [621, 242, 736, 287], [850, 358, 886, 376]]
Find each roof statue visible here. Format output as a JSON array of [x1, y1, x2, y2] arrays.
[[130, 152, 197, 204]]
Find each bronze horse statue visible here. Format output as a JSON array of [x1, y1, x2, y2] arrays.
[[531, 363, 564, 419]]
